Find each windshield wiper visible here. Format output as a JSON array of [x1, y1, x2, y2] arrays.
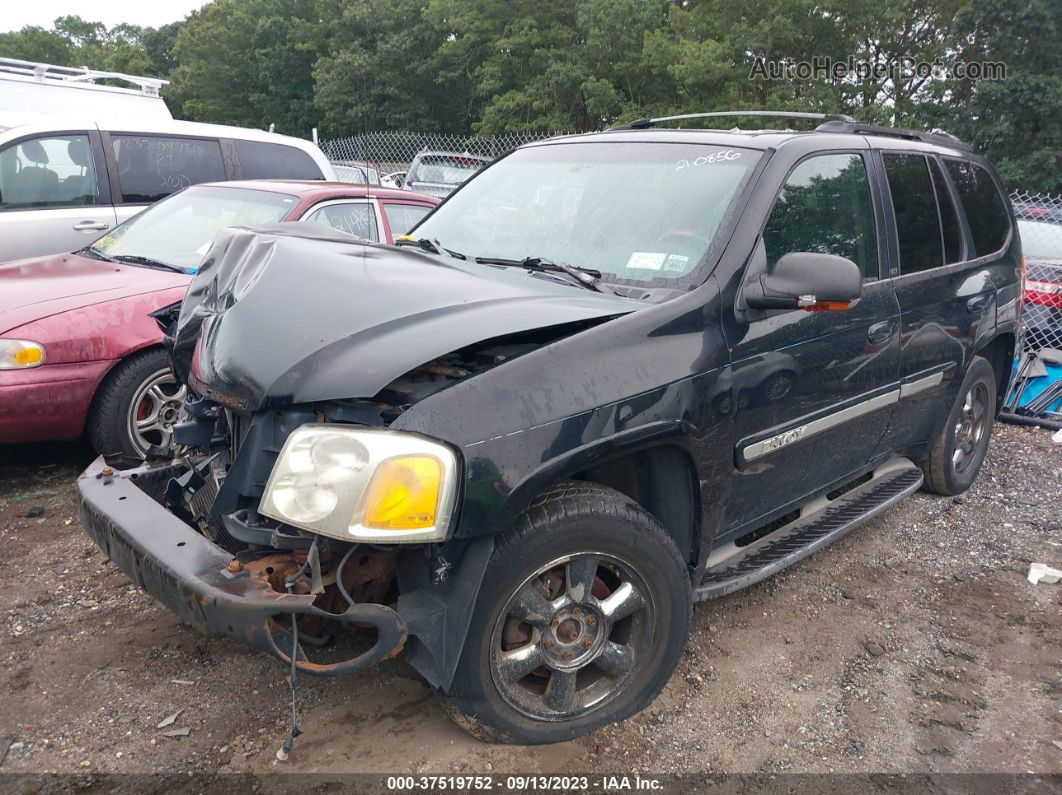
[[394, 237, 466, 260], [82, 246, 117, 263], [474, 256, 613, 293], [111, 254, 187, 274]]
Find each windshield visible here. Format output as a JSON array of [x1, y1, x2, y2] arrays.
[[412, 141, 758, 286], [409, 156, 486, 186], [1018, 219, 1062, 260], [92, 186, 298, 272]]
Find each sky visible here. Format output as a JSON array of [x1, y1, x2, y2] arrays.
[[1, 0, 209, 33]]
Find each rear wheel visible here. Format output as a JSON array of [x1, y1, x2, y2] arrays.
[[444, 481, 691, 744], [921, 356, 996, 495], [88, 348, 185, 459]]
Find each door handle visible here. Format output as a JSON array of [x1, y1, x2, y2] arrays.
[[966, 295, 988, 314], [73, 220, 109, 232], [867, 321, 896, 345]]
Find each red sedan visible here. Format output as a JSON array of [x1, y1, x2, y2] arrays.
[[0, 180, 438, 457]]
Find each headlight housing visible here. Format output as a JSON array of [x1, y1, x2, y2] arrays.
[[0, 340, 45, 370], [259, 425, 459, 543]]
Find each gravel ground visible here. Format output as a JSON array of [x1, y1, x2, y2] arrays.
[[0, 422, 1059, 783]]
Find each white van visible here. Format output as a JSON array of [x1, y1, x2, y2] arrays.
[[0, 62, 336, 261]]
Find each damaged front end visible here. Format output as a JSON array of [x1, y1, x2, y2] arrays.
[[79, 224, 636, 682]]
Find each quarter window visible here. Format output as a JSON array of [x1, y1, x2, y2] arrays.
[[0, 134, 99, 210], [111, 135, 226, 203], [235, 140, 324, 180], [303, 202, 379, 240], [944, 160, 1011, 257], [883, 154, 943, 274], [763, 153, 879, 280]]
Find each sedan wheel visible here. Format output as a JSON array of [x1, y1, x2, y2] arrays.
[[127, 369, 186, 455]]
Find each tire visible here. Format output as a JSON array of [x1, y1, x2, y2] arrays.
[[87, 348, 186, 460], [921, 355, 996, 495], [443, 481, 692, 744]]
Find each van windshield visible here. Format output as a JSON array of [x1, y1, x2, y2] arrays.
[[91, 186, 298, 272], [413, 141, 759, 286]]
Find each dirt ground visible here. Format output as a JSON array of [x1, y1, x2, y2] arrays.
[[0, 422, 1059, 783]]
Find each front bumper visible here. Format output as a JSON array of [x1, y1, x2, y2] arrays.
[[77, 456, 407, 676]]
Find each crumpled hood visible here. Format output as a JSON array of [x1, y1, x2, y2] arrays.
[[0, 251, 190, 335], [172, 224, 640, 410]]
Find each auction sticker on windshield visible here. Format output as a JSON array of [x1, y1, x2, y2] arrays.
[[626, 251, 668, 270]]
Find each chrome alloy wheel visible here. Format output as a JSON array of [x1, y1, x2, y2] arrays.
[[127, 368, 186, 455], [489, 552, 654, 722], [952, 381, 989, 475]]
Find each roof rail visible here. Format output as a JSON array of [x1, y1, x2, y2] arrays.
[[609, 110, 857, 131], [0, 57, 168, 97], [813, 119, 972, 151]]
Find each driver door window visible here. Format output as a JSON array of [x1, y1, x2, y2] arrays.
[[763, 153, 879, 280]]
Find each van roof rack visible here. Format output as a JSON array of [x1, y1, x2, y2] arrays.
[[610, 111, 857, 130], [0, 57, 168, 97], [609, 110, 972, 151]]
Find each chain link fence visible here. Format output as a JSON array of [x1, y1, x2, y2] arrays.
[[320, 130, 567, 181]]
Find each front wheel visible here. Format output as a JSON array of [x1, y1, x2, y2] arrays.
[[88, 348, 186, 460], [444, 482, 692, 744]]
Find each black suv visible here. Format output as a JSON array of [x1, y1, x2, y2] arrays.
[[78, 112, 1021, 745]]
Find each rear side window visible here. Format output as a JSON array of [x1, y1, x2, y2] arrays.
[[0, 134, 99, 210], [236, 140, 324, 180], [303, 202, 379, 240], [928, 158, 963, 264], [763, 153, 879, 280], [883, 154, 943, 274], [944, 160, 1011, 257], [383, 203, 432, 237], [111, 135, 225, 203]]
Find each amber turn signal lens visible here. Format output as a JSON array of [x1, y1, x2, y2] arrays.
[[361, 455, 443, 530]]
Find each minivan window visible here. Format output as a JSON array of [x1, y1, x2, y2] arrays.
[[944, 160, 1011, 257], [883, 154, 943, 274], [235, 140, 324, 180], [763, 153, 878, 280], [111, 134, 226, 203], [928, 158, 963, 264], [0, 134, 98, 210], [413, 142, 759, 286]]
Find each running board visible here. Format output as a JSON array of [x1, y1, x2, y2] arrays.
[[694, 458, 923, 601]]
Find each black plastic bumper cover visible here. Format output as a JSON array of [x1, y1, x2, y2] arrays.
[[77, 456, 407, 676]]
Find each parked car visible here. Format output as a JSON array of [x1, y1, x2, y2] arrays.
[[0, 112, 337, 262], [381, 170, 406, 189], [78, 114, 1020, 745], [331, 159, 383, 185], [1013, 199, 1062, 224], [1018, 218, 1062, 351], [402, 150, 491, 196], [0, 180, 437, 457]]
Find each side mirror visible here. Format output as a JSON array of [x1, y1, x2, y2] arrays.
[[744, 252, 862, 312]]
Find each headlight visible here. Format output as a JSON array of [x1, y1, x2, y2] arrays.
[[0, 340, 45, 370], [259, 425, 459, 543]]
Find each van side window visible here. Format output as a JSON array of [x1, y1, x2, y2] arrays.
[[928, 158, 963, 264], [111, 135, 225, 203], [0, 134, 98, 210], [235, 140, 324, 180], [944, 160, 1011, 257], [883, 154, 943, 274], [763, 153, 878, 280]]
